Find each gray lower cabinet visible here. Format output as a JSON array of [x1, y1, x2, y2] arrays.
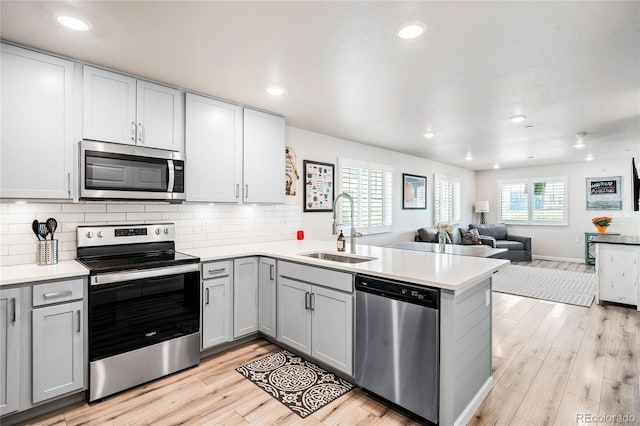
[[277, 261, 353, 375], [233, 257, 259, 338], [31, 278, 85, 404], [258, 258, 277, 338], [32, 300, 84, 403], [201, 261, 233, 349], [0, 287, 24, 416]]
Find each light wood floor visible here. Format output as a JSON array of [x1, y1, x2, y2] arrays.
[[20, 261, 640, 426]]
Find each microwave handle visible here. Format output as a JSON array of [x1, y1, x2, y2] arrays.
[[167, 159, 175, 192]]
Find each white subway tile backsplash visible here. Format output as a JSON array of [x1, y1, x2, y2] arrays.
[[61, 203, 107, 213], [1, 202, 301, 266], [107, 204, 145, 213]]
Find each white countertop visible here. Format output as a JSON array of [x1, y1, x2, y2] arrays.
[[185, 239, 510, 293], [0, 260, 89, 287], [0, 240, 509, 292]]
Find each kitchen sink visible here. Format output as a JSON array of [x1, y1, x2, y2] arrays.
[[299, 252, 377, 264]]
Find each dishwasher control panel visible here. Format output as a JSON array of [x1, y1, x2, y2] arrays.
[[355, 274, 439, 308]]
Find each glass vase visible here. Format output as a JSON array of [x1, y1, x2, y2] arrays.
[[438, 231, 446, 253]]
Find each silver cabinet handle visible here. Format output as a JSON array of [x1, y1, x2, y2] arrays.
[[245, 184, 248, 199], [67, 172, 71, 197], [205, 287, 210, 305], [76, 310, 81, 332], [235, 184, 239, 199], [138, 122, 144, 143], [304, 292, 310, 310], [208, 268, 226, 275], [269, 265, 274, 281], [310, 293, 315, 311], [11, 298, 16, 323], [131, 121, 136, 141], [44, 290, 72, 299]]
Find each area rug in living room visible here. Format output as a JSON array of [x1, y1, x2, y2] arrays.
[[492, 264, 596, 307], [236, 350, 354, 418]]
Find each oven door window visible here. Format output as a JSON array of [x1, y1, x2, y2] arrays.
[[85, 151, 169, 192], [89, 271, 199, 361]]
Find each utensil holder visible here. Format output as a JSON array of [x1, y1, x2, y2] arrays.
[[37, 240, 58, 265]]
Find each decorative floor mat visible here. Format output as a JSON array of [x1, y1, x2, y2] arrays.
[[236, 350, 354, 418]]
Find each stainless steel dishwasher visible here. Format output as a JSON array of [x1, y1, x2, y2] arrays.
[[355, 274, 439, 424]]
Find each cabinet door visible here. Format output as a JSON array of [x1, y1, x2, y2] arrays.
[[242, 108, 285, 203], [0, 288, 21, 416], [137, 80, 184, 152], [83, 66, 137, 145], [258, 258, 277, 338], [233, 258, 259, 338], [202, 276, 232, 349], [311, 286, 353, 375], [32, 301, 84, 403], [185, 94, 242, 202], [598, 245, 638, 305], [277, 277, 311, 356], [1, 44, 74, 199]]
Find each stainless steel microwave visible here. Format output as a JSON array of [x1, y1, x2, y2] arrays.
[[80, 140, 185, 202]]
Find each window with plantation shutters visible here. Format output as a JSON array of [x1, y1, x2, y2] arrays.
[[338, 158, 392, 234], [498, 177, 567, 225], [434, 174, 461, 224]]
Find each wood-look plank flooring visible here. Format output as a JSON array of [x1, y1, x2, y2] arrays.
[[20, 260, 640, 426]]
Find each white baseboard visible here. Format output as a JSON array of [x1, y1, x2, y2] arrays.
[[532, 255, 585, 264], [454, 376, 493, 426]]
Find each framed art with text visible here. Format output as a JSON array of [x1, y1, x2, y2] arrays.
[[303, 160, 334, 212], [586, 176, 622, 210], [403, 173, 427, 209]]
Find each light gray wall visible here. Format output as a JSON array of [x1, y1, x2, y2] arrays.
[[476, 157, 640, 261], [285, 127, 477, 246]]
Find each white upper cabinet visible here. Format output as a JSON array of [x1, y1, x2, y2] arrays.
[[83, 66, 136, 145], [242, 108, 285, 204], [185, 94, 242, 202], [0, 44, 75, 199], [83, 66, 184, 152]]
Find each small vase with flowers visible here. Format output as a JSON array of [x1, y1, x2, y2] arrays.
[[592, 216, 613, 234]]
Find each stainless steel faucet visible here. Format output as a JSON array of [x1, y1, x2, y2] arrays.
[[332, 192, 362, 254]]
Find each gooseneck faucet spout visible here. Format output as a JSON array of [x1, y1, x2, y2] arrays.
[[332, 192, 362, 254]]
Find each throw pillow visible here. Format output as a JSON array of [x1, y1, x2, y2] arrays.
[[460, 228, 482, 245]]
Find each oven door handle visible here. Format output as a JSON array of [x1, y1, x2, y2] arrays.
[[91, 263, 199, 286]]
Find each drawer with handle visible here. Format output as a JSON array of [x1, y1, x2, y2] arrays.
[[202, 260, 231, 280], [33, 278, 85, 307]]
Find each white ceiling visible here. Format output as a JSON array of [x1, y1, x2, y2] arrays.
[[1, 1, 639, 171]]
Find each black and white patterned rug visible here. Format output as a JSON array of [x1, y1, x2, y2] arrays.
[[236, 350, 354, 418]]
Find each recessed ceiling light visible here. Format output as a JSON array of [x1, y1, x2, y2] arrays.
[[493, 163, 501, 169], [398, 22, 426, 40], [573, 131, 586, 148], [524, 125, 534, 129], [423, 131, 435, 139], [266, 86, 285, 96], [527, 156, 535, 159], [465, 154, 473, 161], [510, 114, 526, 123], [57, 15, 90, 31], [585, 154, 594, 161]]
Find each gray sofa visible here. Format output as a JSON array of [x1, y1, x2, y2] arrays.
[[415, 223, 532, 261], [468, 223, 532, 261]]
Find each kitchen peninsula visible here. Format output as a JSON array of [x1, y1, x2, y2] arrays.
[[1, 239, 508, 426]]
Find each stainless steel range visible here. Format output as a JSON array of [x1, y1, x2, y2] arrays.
[[76, 223, 200, 402]]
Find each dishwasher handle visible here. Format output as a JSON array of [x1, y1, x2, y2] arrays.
[[355, 274, 439, 309]]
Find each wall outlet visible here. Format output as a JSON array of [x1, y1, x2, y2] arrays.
[[202, 220, 209, 231]]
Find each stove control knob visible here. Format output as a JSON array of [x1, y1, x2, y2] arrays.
[[97, 231, 104, 238], [155, 229, 161, 235], [86, 231, 93, 238], [164, 228, 169, 235]]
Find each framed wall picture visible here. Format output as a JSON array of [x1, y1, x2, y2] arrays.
[[403, 173, 427, 209], [586, 176, 623, 210], [303, 160, 335, 212]]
